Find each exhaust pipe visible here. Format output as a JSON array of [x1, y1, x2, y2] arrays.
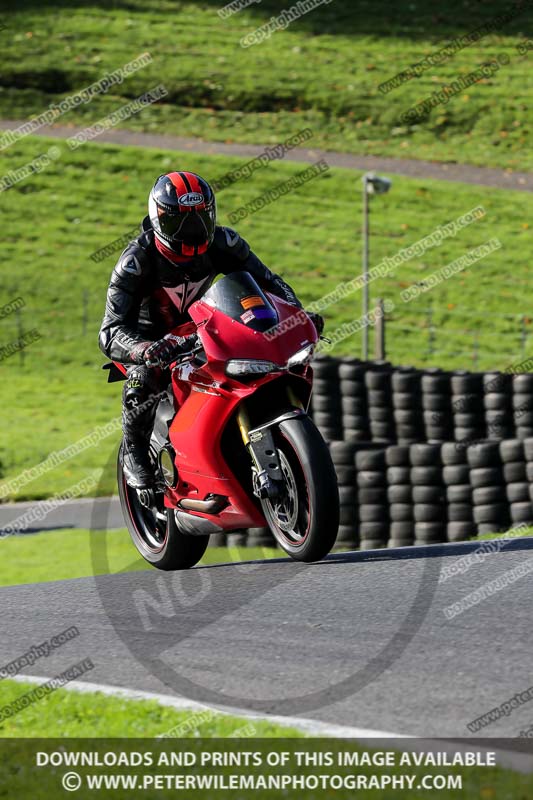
[[178, 495, 227, 513]]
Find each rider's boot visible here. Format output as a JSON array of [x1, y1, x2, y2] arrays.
[[121, 435, 154, 489], [121, 367, 157, 489]]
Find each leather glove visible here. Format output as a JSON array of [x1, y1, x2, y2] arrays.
[[143, 333, 198, 368], [307, 311, 325, 337]]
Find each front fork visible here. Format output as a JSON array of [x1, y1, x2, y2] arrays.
[[236, 388, 305, 500]]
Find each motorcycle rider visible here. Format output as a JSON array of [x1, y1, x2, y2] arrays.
[[99, 171, 324, 489]]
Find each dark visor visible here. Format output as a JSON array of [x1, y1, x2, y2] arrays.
[[159, 206, 216, 243]]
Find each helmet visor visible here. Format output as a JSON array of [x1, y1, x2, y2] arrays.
[[158, 205, 216, 245]]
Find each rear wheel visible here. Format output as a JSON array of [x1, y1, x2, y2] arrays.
[[260, 416, 339, 562], [117, 443, 209, 570]]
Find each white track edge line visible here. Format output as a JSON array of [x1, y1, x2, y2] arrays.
[[10, 675, 406, 739], [9, 675, 533, 774]]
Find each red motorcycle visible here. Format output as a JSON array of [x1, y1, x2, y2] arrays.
[[116, 271, 339, 569]]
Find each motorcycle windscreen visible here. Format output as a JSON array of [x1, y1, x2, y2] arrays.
[[202, 271, 279, 333]]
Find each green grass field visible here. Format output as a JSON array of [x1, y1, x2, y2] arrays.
[[0, 134, 531, 499], [0, 0, 531, 170], [0, 678, 296, 737]]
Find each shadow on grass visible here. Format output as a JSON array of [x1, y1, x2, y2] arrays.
[[5, 0, 532, 40]]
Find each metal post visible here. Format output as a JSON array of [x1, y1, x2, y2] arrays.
[[374, 298, 386, 360], [362, 177, 369, 360], [427, 307, 435, 358]]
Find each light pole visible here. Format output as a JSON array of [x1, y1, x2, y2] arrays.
[[361, 172, 392, 360]]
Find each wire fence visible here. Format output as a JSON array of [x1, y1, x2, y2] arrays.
[[1, 289, 532, 374], [383, 305, 531, 371]]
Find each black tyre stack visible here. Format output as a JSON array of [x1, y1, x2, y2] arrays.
[[386, 445, 414, 547], [442, 442, 474, 542], [421, 370, 453, 442], [500, 439, 533, 526], [392, 370, 424, 444], [483, 372, 514, 440], [452, 372, 485, 446], [246, 526, 277, 547], [410, 443, 446, 545], [310, 356, 343, 443], [330, 441, 359, 549], [356, 447, 389, 549], [525, 438, 533, 509], [512, 374, 533, 440], [338, 359, 370, 443], [225, 530, 248, 547], [366, 369, 395, 443], [467, 442, 510, 535]]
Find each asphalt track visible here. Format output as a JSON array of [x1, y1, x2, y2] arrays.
[[1, 535, 533, 740], [0, 497, 124, 534]]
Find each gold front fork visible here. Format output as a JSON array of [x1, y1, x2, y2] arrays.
[[287, 386, 304, 410], [237, 405, 252, 446], [237, 386, 303, 448]]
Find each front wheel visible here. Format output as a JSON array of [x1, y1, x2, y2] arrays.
[[117, 443, 209, 570], [260, 416, 339, 562]]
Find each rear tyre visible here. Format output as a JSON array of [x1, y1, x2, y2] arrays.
[[117, 442, 209, 570], [260, 416, 339, 562]]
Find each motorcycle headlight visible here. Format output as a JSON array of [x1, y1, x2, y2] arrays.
[[287, 344, 315, 368], [226, 359, 280, 377]]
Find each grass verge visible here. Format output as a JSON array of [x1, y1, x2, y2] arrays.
[[0, 528, 281, 587], [0, 678, 296, 737]]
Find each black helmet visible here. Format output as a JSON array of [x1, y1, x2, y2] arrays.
[[148, 171, 216, 257]]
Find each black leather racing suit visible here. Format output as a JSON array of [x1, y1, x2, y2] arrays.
[[99, 217, 302, 446]]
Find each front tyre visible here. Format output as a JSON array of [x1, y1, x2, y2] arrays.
[[261, 416, 339, 562], [117, 443, 209, 570]]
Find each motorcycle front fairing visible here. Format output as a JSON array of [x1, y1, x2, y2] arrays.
[[165, 272, 317, 530]]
